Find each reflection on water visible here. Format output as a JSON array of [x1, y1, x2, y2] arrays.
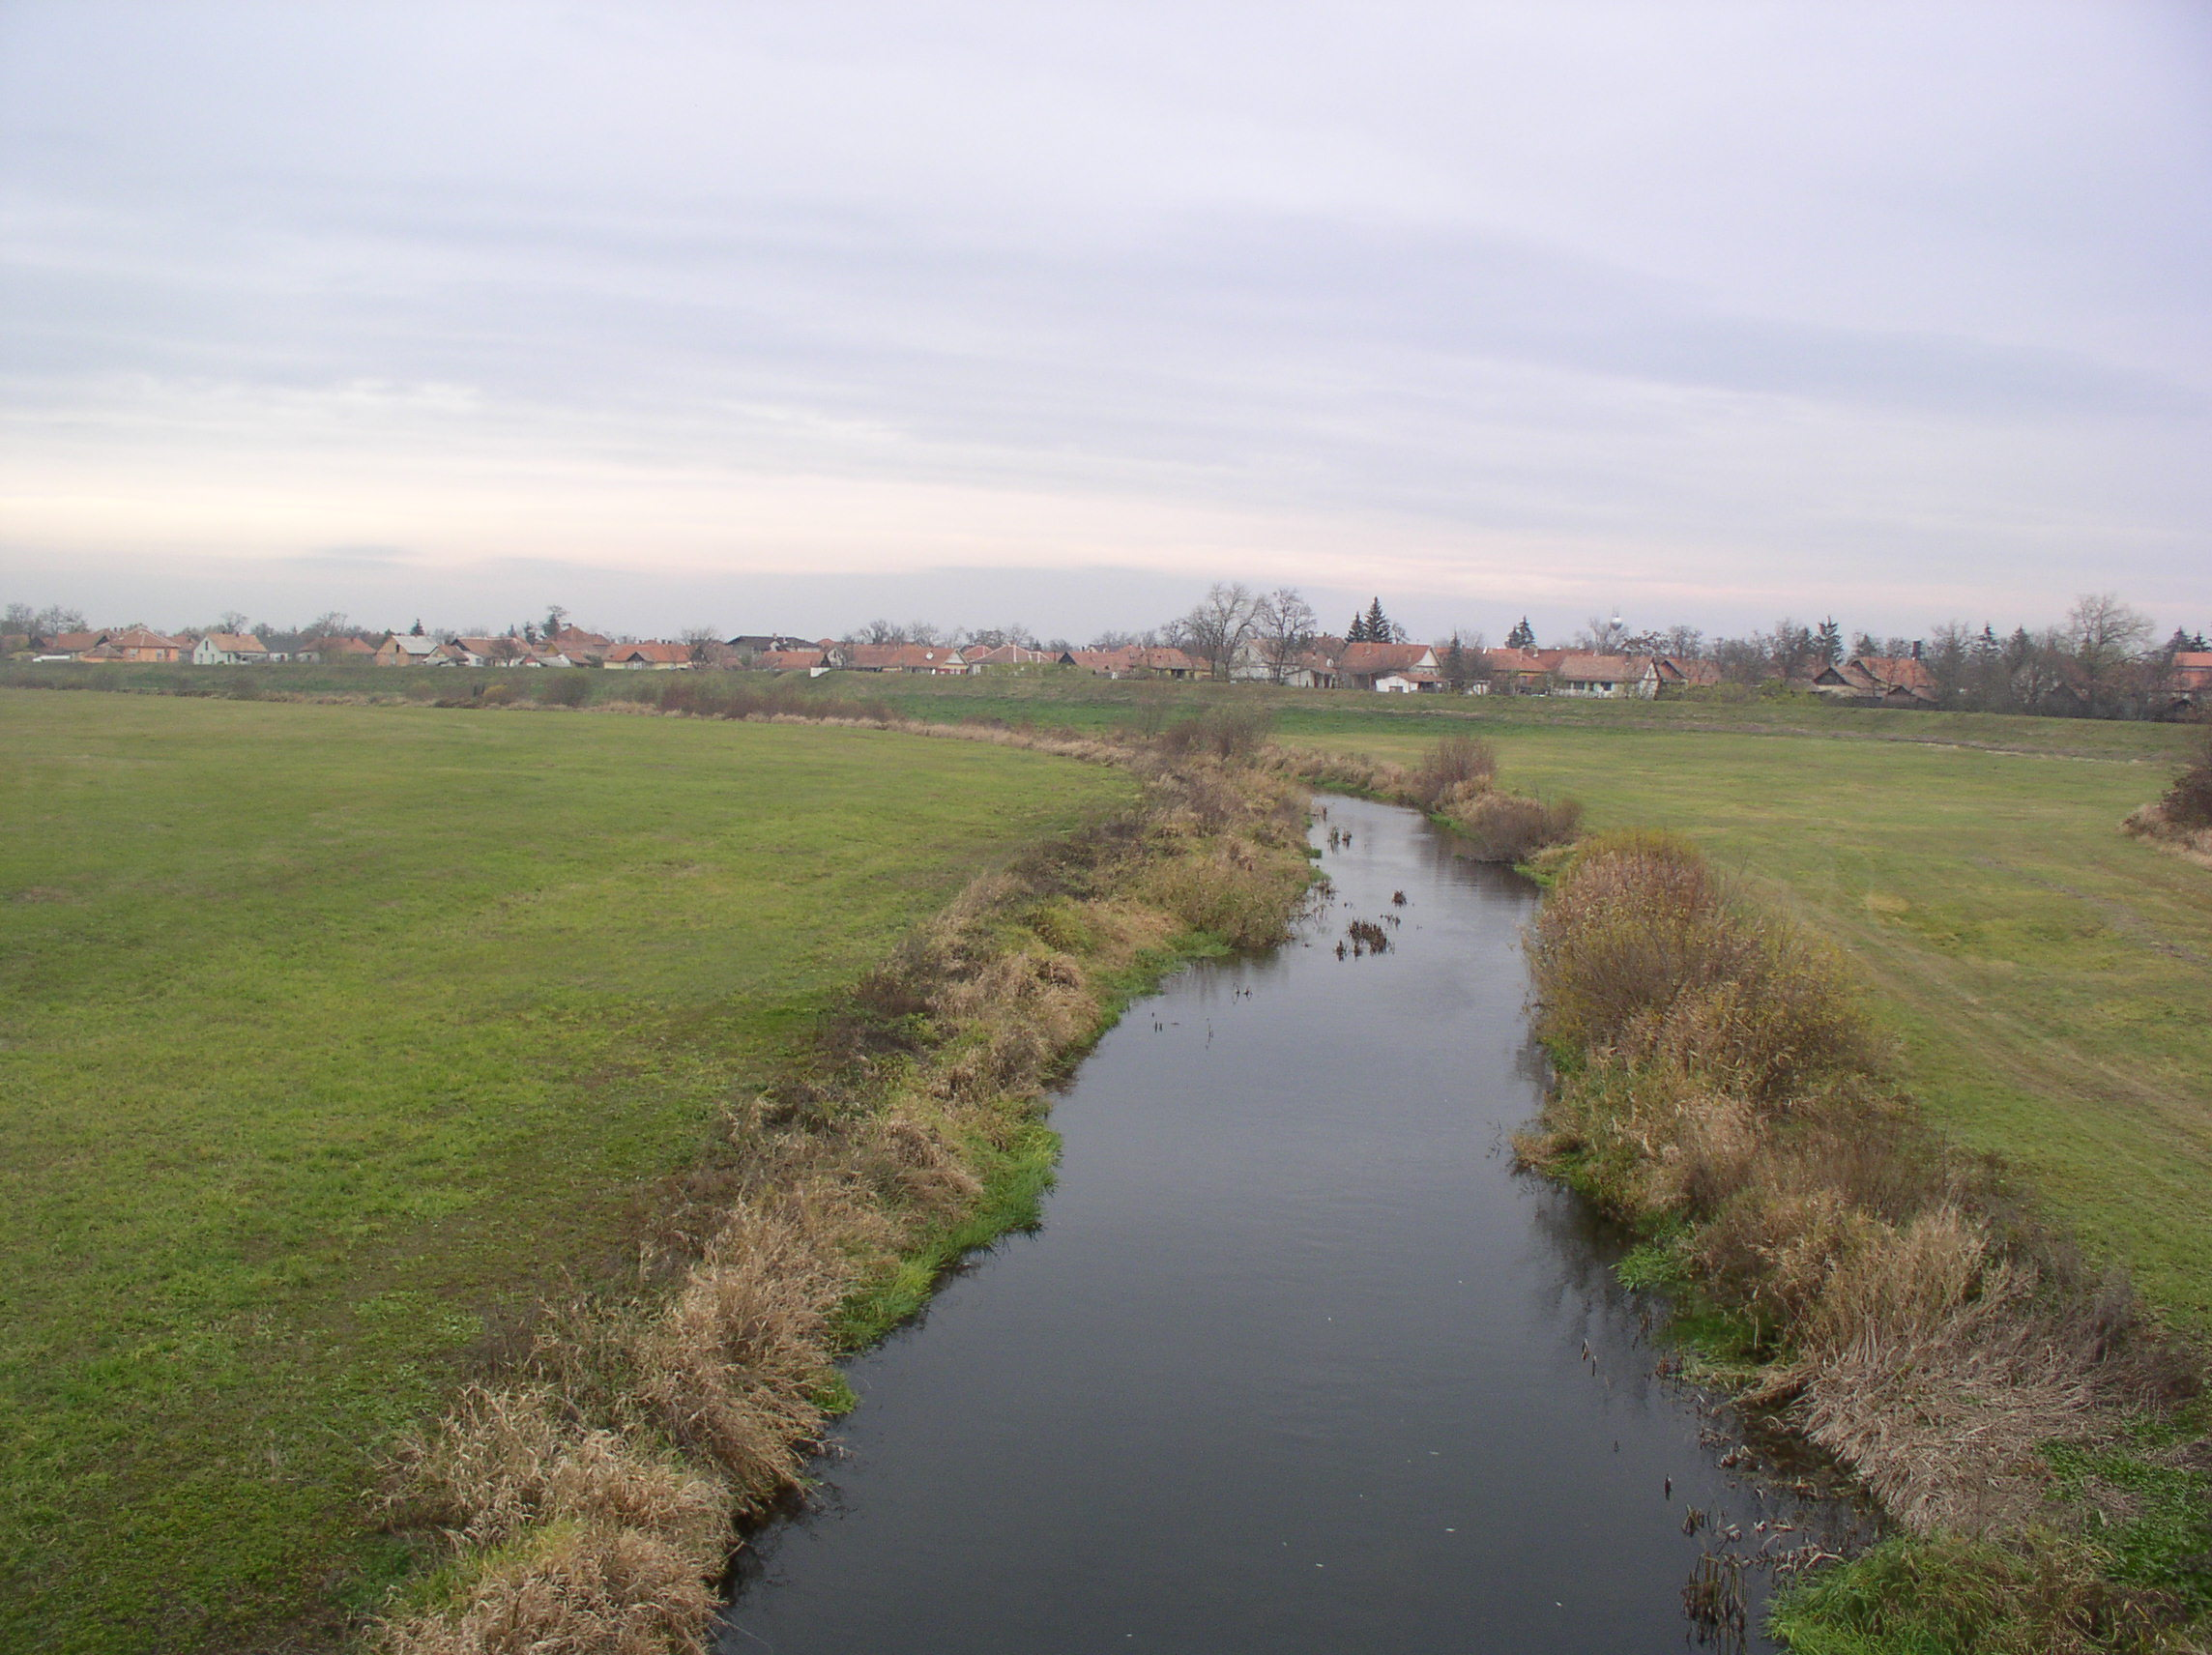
[[717, 796, 1865, 1654]]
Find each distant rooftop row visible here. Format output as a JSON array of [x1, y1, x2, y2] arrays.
[[13, 620, 2211, 717]]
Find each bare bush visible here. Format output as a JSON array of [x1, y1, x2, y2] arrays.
[[1407, 736, 1498, 811], [1439, 791, 1583, 862]]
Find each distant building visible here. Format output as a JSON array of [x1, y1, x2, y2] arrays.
[[1339, 642, 1441, 691], [601, 642, 695, 670], [89, 627, 187, 663], [1652, 655, 1722, 692], [373, 633, 443, 666], [754, 648, 836, 673], [189, 632, 269, 665], [963, 643, 1074, 670], [1552, 654, 1659, 699], [842, 644, 972, 674], [295, 635, 376, 663], [1483, 647, 1568, 694], [1066, 646, 1200, 680], [1812, 655, 1938, 706]]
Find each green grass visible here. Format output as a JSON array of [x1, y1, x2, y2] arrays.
[[0, 690, 1133, 1653]]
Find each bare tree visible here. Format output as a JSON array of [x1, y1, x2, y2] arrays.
[[1169, 582, 1262, 681], [1579, 614, 1629, 653], [2066, 592, 2151, 671], [1250, 587, 1318, 683], [679, 626, 720, 663], [959, 624, 1039, 651], [852, 619, 908, 645]]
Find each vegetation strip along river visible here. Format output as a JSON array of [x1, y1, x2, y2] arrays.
[[716, 797, 1862, 1653]]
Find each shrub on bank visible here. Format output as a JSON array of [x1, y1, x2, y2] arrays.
[[2123, 730, 2212, 868], [1519, 832, 2206, 1648]]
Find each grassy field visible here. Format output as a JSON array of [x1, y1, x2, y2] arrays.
[[0, 691, 1134, 1652]]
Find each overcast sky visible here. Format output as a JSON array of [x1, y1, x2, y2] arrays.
[[3, 1, 2208, 642]]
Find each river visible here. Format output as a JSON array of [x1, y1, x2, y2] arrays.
[[716, 795, 1861, 1653]]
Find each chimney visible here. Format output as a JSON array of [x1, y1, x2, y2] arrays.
[[1912, 639, 1922, 659]]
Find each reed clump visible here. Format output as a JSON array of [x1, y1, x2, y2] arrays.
[[369, 742, 1315, 1655], [1271, 739, 1582, 863], [1519, 830, 2206, 1648], [2123, 732, 2212, 868]]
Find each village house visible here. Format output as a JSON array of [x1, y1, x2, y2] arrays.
[[1228, 635, 1345, 687], [1653, 655, 1724, 692], [373, 632, 442, 666], [2170, 652, 2212, 705], [1552, 653, 1659, 699], [549, 625, 613, 665], [725, 633, 816, 655], [1067, 645, 1200, 680], [842, 644, 971, 674], [294, 635, 376, 664], [88, 626, 188, 663], [1338, 641, 1441, 691], [446, 635, 541, 667], [1482, 647, 1567, 694], [189, 632, 270, 666], [32, 629, 105, 660], [963, 643, 1075, 670], [755, 647, 836, 673], [601, 641, 694, 670], [1812, 654, 1939, 706]]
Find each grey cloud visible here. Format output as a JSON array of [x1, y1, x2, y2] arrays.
[[2, 0, 2207, 630]]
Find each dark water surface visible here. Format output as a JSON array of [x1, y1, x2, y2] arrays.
[[718, 797, 1853, 1654]]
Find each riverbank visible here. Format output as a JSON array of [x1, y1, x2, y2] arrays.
[[366, 734, 1317, 1654], [1513, 828, 2211, 1652], [0, 693, 1136, 1651]]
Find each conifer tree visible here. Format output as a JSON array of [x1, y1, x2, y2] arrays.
[[1364, 597, 1389, 644], [1815, 618, 1843, 667], [1504, 616, 1535, 650], [1347, 610, 1369, 643]]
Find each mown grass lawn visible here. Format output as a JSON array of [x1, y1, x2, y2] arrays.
[[0, 690, 1133, 1653]]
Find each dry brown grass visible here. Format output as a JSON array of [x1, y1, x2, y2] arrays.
[[367, 737, 1318, 1654], [1406, 735, 1498, 811], [2123, 802, 2212, 869], [2122, 733, 2212, 868], [378, 1522, 717, 1655], [1521, 830, 2197, 1554]]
